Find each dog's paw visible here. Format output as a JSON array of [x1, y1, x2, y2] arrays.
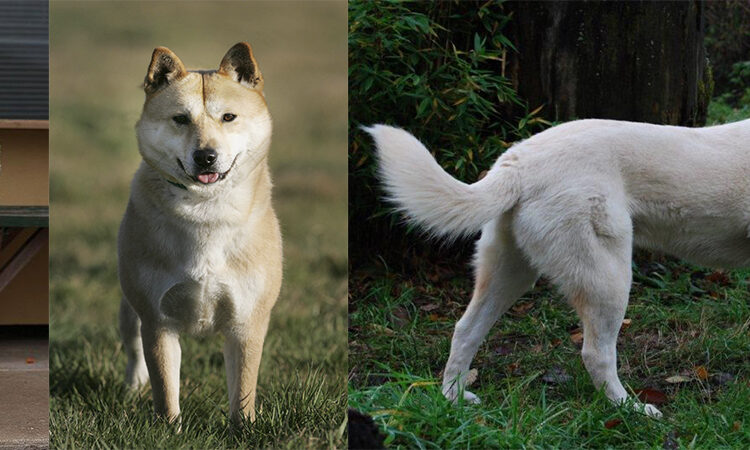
[[635, 402, 662, 418], [643, 403, 663, 418], [462, 390, 481, 404], [442, 386, 481, 405], [124, 369, 149, 390]]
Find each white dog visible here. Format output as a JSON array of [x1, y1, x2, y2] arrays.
[[367, 119, 750, 417]]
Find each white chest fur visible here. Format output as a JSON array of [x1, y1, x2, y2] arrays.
[[119, 192, 264, 335], [158, 228, 262, 335]]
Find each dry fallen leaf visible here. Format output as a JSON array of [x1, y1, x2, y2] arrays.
[[569, 329, 584, 345], [604, 418, 623, 429], [511, 301, 534, 315], [620, 318, 632, 330], [706, 271, 731, 285], [635, 388, 668, 406], [694, 366, 709, 381], [494, 345, 513, 356], [464, 368, 478, 387], [368, 323, 395, 336], [665, 375, 691, 384], [390, 306, 410, 329], [420, 303, 439, 312], [732, 421, 741, 432], [542, 366, 572, 384]]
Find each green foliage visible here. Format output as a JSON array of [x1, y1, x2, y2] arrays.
[[349, 0, 548, 241], [705, 0, 750, 98], [705, 1, 750, 125], [724, 61, 750, 106], [707, 61, 750, 125]]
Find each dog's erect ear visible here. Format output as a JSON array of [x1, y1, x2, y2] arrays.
[[144, 47, 187, 95], [218, 42, 263, 90]]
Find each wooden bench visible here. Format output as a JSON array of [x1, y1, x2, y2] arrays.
[[0, 206, 49, 293]]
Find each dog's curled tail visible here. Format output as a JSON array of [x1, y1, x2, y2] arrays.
[[365, 124, 521, 239]]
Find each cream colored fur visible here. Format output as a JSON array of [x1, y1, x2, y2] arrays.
[[118, 43, 282, 425], [368, 119, 750, 417]]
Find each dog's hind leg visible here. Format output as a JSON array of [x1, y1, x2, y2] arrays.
[[442, 217, 538, 404], [527, 194, 663, 418], [569, 272, 662, 417], [119, 297, 149, 388]]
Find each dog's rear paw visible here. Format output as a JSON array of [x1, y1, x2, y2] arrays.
[[463, 390, 481, 404], [125, 365, 149, 390], [443, 386, 481, 405], [637, 402, 663, 418]]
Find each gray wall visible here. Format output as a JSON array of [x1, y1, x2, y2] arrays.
[[0, 1, 48, 120]]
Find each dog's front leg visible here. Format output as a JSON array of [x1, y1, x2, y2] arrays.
[[141, 324, 182, 423], [224, 315, 270, 425]]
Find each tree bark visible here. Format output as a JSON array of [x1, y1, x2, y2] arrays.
[[506, 0, 710, 126]]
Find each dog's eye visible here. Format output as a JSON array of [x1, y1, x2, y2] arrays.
[[172, 115, 190, 125], [222, 113, 237, 122]]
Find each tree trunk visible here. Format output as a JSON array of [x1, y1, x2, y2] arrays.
[[506, 0, 711, 126]]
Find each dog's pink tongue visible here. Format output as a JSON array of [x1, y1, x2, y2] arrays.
[[198, 173, 219, 184]]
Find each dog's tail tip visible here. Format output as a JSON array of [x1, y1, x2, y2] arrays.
[[360, 123, 387, 133], [360, 123, 400, 138]]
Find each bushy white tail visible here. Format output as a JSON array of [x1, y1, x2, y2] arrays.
[[365, 125, 520, 239]]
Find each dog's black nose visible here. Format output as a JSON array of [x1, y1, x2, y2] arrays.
[[193, 148, 218, 168]]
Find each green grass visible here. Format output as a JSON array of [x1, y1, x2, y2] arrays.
[[349, 259, 750, 448], [49, 2, 347, 448]]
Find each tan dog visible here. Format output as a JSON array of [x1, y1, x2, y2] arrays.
[[118, 42, 282, 424], [368, 119, 750, 417]]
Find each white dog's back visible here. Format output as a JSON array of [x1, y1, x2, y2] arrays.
[[368, 119, 750, 267]]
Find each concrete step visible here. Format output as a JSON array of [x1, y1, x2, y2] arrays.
[[0, 338, 48, 449]]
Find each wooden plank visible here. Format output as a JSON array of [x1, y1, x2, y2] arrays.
[[0, 228, 29, 265], [0, 120, 49, 130], [0, 228, 23, 252], [0, 228, 47, 293], [0, 206, 48, 227]]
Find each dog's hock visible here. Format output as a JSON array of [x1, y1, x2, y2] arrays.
[[219, 42, 263, 90], [144, 46, 187, 95]]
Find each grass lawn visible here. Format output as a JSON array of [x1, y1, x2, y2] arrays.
[[350, 261, 749, 448], [349, 113, 750, 448], [49, 2, 347, 448]]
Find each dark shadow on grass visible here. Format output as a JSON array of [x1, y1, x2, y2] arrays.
[[49, 336, 129, 402]]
